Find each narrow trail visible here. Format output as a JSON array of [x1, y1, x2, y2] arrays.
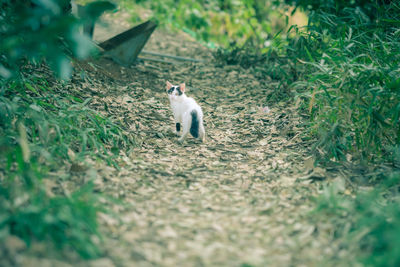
[[68, 21, 341, 266]]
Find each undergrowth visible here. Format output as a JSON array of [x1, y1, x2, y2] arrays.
[[312, 173, 400, 266], [0, 66, 135, 258], [0, 0, 126, 260], [289, 2, 400, 166], [290, 1, 400, 265], [118, 0, 289, 48]]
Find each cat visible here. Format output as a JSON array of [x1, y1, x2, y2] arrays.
[[166, 81, 205, 143]]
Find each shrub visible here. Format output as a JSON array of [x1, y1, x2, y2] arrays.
[[120, 0, 287, 48], [289, 1, 400, 164], [0, 72, 134, 257], [0, 0, 115, 79], [0, 0, 129, 258], [312, 174, 400, 266]]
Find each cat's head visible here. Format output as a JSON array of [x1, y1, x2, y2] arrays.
[[166, 81, 185, 101]]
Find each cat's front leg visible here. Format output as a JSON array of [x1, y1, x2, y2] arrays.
[[173, 122, 181, 136], [172, 113, 181, 136]]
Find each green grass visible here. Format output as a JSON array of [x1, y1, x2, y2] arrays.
[[286, 3, 400, 166], [0, 0, 130, 257], [0, 68, 135, 258], [311, 173, 400, 266], [288, 3, 400, 265]]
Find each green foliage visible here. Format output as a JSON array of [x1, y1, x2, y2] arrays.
[[121, 0, 287, 48], [1, 77, 133, 163], [312, 174, 400, 266], [288, 0, 380, 21], [289, 1, 400, 164], [0, 0, 131, 259], [213, 44, 267, 67], [282, 1, 400, 266], [0, 182, 101, 258], [0, 69, 134, 257], [0, 0, 115, 79]]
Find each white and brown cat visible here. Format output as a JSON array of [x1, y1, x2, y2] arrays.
[[166, 81, 205, 143]]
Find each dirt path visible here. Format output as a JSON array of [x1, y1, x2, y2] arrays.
[[55, 19, 346, 265]]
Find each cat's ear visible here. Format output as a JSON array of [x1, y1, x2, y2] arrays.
[[179, 83, 186, 92], [166, 81, 173, 91]]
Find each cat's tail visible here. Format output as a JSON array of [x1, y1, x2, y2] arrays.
[[190, 110, 199, 138]]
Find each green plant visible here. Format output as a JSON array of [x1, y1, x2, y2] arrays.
[[0, 182, 102, 258], [312, 173, 400, 266], [0, 0, 137, 258], [288, 1, 400, 164], [120, 0, 288, 48], [0, 70, 135, 257], [0, 0, 115, 79]]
